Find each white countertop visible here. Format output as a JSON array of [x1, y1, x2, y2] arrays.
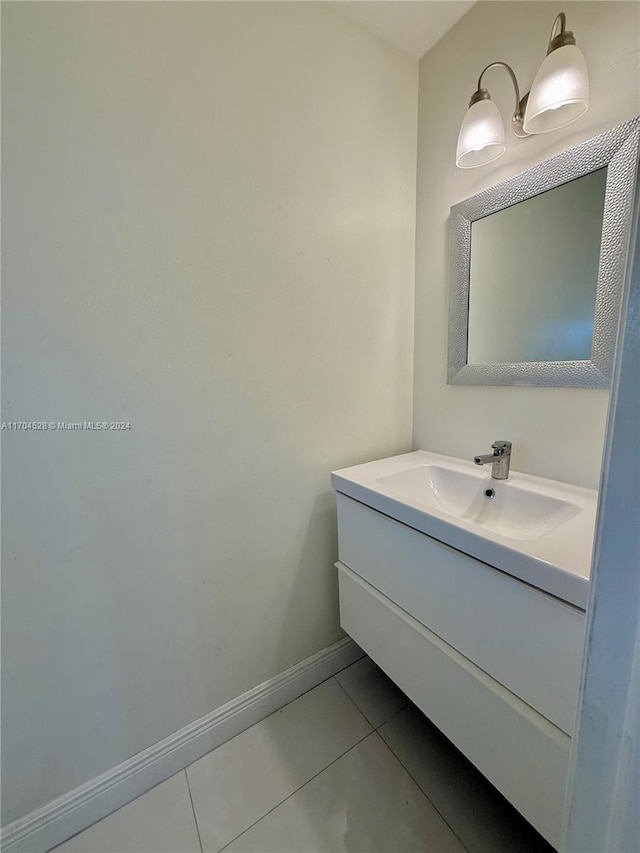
[[332, 450, 598, 609]]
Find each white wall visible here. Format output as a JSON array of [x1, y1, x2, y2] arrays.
[[1, 1, 417, 824], [414, 1, 640, 489]]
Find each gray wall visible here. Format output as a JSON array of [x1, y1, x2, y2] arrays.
[[1, 1, 417, 824], [414, 1, 639, 488]]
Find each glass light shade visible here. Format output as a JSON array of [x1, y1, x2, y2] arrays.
[[456, 99, 506, 169], [523, 45, 589, 134]]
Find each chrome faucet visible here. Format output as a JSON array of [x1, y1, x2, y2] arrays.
[[474, 440, 512, 480]]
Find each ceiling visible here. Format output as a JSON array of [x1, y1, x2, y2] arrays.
[[331, 1, 475, 59]]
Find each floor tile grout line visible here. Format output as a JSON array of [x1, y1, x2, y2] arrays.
[[332, 675, 378, 731], [377, 727, 471, 853], [379, 713, 552, 853], [184, 769, 204, 853], [225, 658, 365, 736], [335, 657, 411, 731], [374, 700, 410, 731], [214, 730, 376, 853], [332, 649, 366, 678]]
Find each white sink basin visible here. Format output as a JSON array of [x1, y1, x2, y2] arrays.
[[377, 464, 579, 540], [332, 451, 598, 609]]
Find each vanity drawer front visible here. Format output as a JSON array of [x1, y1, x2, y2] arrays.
[[338, 563, 570, 849], [337, 493, 585, 735]]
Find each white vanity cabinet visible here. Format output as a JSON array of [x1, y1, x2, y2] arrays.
[[336, 493, 587, 849]]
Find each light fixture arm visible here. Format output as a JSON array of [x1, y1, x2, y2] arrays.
[[547, 12, 576, 54], [477, 62, 522, 116], [470, 62, 530, 139]]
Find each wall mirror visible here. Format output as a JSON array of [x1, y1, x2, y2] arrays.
[[448, 118, 639, 387]]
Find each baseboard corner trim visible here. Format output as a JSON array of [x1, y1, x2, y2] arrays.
[[1, 636, 363, 853]]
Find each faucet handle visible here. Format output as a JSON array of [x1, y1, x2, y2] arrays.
[[491, 440, 512, 456]]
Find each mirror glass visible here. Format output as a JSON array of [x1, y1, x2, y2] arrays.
[[467, 168, 607, 364]]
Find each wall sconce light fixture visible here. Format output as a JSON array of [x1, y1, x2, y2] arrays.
[[456, 12, 589, 169]]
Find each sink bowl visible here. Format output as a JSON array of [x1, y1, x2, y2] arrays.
[[377, 464, 579, 540], [332, 450, 598, 609]]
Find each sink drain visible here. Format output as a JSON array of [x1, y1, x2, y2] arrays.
[[484, 487, 496, 499]]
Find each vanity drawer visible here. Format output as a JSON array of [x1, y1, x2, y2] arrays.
[[337, 493, 585, 735], [338, 562, 570, 849]]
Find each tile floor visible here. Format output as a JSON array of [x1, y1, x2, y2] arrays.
[[53, 656, 555, 853]]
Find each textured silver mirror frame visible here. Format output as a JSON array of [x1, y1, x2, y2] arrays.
[[448, 117, 640, 387]]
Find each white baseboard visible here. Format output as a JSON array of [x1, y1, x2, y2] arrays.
[[1, 637, 363, 853]]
